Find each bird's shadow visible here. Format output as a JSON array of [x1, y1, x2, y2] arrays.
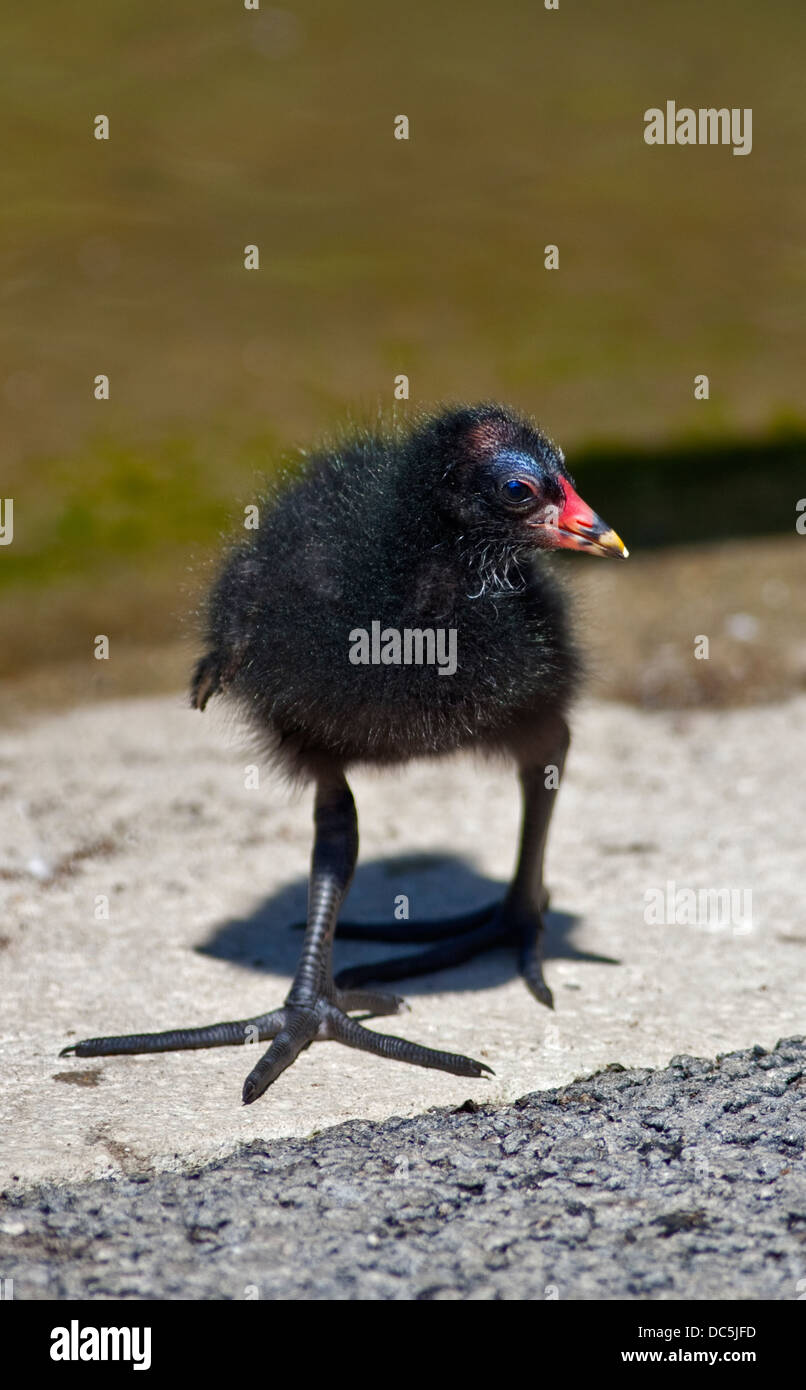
[[197, 853, 619, 996]]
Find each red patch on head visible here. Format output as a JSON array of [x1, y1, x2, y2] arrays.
[[462, 418, 512, 454]]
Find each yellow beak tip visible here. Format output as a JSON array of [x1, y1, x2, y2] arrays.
[[596, 527, 629, 559]]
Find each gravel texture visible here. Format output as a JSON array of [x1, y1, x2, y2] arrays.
[[2, 1038, 804, 1301]]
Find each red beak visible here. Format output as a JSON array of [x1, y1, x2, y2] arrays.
[[536, 477, 629, 559]]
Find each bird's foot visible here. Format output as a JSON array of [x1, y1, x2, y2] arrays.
[[334, 895, 554, 1009], [60, 985, 492, 1104]]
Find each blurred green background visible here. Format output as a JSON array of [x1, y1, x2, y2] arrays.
[[2, 0, 805, 711]]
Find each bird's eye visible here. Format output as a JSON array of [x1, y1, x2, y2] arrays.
[[502, 478, 535, 504]]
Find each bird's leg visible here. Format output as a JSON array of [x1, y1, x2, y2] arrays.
[[500, 722, 570, 1007], [61, 772, 491, 1102], [335, 718, 569, 1009]]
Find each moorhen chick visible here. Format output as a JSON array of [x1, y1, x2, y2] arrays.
[[62, 403, 628, 1102]]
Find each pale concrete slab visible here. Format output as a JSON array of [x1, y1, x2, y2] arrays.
[[0, 692, 802, 1188]]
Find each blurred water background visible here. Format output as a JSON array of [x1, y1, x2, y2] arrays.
[[2, 0, 804, 714]]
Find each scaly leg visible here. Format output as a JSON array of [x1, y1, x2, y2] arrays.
[[335, 719, 570, 1009]]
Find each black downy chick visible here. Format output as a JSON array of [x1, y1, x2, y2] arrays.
[[63, 404, 628, 1102]]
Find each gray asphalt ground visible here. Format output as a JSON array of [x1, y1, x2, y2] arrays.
[[2, 1038, 804, 1301]]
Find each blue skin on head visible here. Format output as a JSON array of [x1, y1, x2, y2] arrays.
[[485, 449, 564, 511]]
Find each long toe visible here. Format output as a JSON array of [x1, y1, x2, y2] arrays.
[[332, 1011, 493, 1079], [60, 1009, 288, 1057], [519, 942, 554, 1009], [242, 1007, 320, 1104]]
